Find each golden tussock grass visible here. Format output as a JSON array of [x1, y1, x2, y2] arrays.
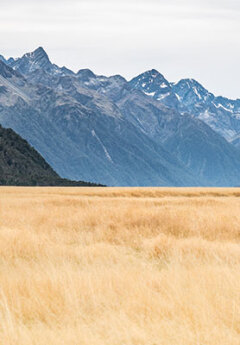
[[0, 187, 240, 344]]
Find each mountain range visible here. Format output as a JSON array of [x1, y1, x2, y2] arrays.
[[0, 47, 240, 186]]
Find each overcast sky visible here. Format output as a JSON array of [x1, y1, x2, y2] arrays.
[[0, 0, 239, 98]]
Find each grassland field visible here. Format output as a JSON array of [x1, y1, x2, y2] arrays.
[[1, 187, 240, 344]]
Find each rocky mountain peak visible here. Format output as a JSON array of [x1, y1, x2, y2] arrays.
[[77, 69, 96, 81], [129, 69, 171, 96], [0, 55, 6, 64], [22, 46, 51, 69], [172, 78, 213, 104], [8, 47, 52, 75]]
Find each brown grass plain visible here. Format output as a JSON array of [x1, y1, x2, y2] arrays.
[[0, 187, 240, 344]]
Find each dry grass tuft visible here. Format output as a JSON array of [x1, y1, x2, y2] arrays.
[[0, 187, 240, 344]]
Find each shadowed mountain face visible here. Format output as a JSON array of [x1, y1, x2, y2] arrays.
[[0, 47, 240, 186], [0, 124, 98, 186]]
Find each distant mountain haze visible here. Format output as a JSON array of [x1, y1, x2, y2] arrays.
[[0, 47, 240, 186]]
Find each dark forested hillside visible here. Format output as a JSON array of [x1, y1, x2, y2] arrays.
[[0, 125, 100, 186]]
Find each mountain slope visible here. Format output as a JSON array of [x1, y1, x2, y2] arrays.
[[0, 124, 99, 186], [117, 88, 240, 186]]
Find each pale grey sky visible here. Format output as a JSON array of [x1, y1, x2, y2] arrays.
[[0, 0, 239, 98]]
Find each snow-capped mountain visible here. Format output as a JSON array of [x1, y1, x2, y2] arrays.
[[8, 47, 73, 76], [129, 69, 240, 144], [0, 47, 240, 186], [129, 69, 179, 108], [172, 78, 240, 142], [171, 78, 214, 105]]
